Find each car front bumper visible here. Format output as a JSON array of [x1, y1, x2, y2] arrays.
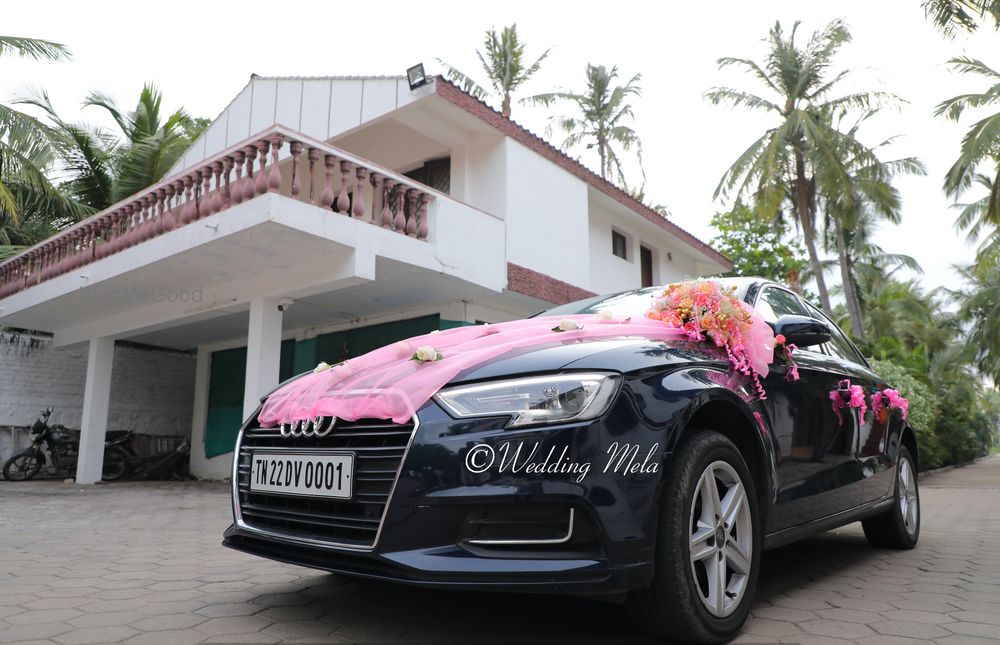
[[223, 382, 673, 594]]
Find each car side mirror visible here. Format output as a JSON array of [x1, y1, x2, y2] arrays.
[[774, 315, 831, 348]]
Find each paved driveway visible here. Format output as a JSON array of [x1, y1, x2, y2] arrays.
[[1, 457, 999, 644]]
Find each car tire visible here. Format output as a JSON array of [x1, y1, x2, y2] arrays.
[[862, 445, 919, 549], [626, 429, 761, 644]]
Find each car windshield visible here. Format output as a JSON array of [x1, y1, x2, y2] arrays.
[[540, 280, 755, 319], [541, 287, 665, 318]]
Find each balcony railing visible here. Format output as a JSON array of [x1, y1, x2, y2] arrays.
[[0, 125, 435, 300]]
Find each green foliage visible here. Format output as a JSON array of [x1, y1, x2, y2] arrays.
[[922, 0, 1000, 36], [709, 204, 807, 284], [0, 35, 75, 226], [19, 83, 209, 210], [870, 358, 946, 469], [951, 250, 1000, 384]]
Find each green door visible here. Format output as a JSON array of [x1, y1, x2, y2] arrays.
[[203, 316, 445, 458]]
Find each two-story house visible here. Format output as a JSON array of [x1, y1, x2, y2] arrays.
[[0, 75, 729, 481]]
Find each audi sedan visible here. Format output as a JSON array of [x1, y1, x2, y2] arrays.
[[223, 278, 920, 643]]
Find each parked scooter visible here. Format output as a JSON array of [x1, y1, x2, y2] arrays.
[[1, 408, 135, 481]]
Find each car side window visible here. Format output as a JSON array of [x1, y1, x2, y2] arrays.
[[754, 287, 808, 324], [802, 301, 866, 365]]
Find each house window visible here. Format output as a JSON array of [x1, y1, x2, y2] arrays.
[[612, 231, 628, 260], [640, 246, 654, 287], [404, 157, 451, 194]]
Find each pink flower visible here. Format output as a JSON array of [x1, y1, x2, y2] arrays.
[[774, 334, 786, 345]]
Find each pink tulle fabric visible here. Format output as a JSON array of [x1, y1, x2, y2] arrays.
[[257, 312, 779, 426]]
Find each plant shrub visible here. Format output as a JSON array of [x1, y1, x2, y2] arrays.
[[870, 358, 945, 469]]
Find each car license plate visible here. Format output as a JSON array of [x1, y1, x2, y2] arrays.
[[250, 452, 353, 499]]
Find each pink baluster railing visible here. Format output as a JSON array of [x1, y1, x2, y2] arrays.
[[0, 126, 437, 300]]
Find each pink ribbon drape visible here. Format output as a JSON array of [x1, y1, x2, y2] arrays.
[[257, 312, 778, 426]]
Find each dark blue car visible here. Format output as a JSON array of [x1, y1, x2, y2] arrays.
[[224, 278, 920, 643]]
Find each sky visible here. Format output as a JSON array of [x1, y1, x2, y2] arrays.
[[4, 0, 998, 297]]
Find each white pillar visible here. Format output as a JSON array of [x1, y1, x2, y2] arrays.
[[243, 297, 283, 420], [76, 337, 115, 484]]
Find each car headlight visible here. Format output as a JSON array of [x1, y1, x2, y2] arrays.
[[434, 372, 621, 427]]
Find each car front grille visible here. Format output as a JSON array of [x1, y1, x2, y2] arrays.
[[234, 417, 415, 549]]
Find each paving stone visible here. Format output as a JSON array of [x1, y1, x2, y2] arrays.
[[195, 602, 263, 618], [817, 607, 887, 624], [5, 608, 83, 625], [261, 619, 339, 640], [53, 625, 138, 644], [881, 609, 955, 624], [934, 636, 999, 645], [200, 633, 280, 644], [801, 619, 877, 639], [943, 621, 1000, 639], [121, 628, 205, 644], [4, 458, 1000, 644], [949, 610, 1000, 626], [194, 615, 275, 636], [740, 617, 802, 637], [130, 612, 207, 631], [871, 621, 952, 639], [67, 610, 144, 628], [0, 622, 72, 643], [750, 605, 817, 623]]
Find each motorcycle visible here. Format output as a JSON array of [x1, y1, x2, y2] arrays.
[[2, 407, 135, 482]]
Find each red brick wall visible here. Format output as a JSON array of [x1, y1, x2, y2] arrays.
[[506, 263, 597, 305]]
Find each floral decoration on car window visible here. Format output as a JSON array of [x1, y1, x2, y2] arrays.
[[646, 281, 773, 400]]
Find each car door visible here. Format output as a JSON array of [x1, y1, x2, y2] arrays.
[[751, 287, 864, 532], [800, 302, 891, 504]]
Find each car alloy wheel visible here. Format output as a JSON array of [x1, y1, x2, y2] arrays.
[[862, 445, 919, 549], [897, 457, 918, 537], [689, 460, 753, 618], [626, 430, 760, 644]]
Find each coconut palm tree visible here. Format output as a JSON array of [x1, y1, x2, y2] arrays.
[[437, 24, 550, 119], [922, 0, 1000, 35], [819, 118, 926, 341], [530, 64, 645, 190], [936, 58, 1000, 237], [953, 172, 1000, 255], [950, 250, 1000, 384], [0, 36, 72, 224], [19, 84, 208, 209], [0, 128, 86, 260], [83, 84, 208, 202], [706, 19, 893, 312]]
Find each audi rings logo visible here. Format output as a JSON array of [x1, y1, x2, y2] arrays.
[[280, 416, 336, 438]]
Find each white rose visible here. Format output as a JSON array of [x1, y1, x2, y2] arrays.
[[595, 310, 613, 321], [415, 345, 440, 362], [313, 361, 331, 373], [333, 362, 352, 376], [558, 319, 581, 332]]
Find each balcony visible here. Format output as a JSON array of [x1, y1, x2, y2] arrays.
[[0, 125, 508, 347]]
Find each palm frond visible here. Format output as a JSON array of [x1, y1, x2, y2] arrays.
[[0, 36, 70, 61]]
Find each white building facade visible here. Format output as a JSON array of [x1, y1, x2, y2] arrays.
[[0, 76, 730, 481]]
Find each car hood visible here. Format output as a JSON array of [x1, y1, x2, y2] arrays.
[[449, 336, 721, 383]]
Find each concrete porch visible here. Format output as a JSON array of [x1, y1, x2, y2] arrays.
[[0, 127, 518, 483]]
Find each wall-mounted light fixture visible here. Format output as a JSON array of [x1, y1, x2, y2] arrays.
[[407, 63, 430, 91]]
